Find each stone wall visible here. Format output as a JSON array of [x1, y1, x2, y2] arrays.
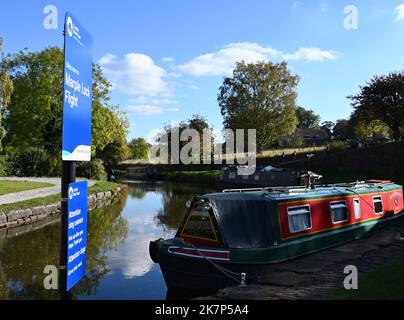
[[0, 185, 125, 230]]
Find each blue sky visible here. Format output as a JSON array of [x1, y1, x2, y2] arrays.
[[1, 0, 404, 142]]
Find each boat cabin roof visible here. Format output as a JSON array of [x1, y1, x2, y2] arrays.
[[198, 180, 401, 203]]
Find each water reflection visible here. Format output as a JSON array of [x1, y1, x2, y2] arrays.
[[0, 181, 215, 300]]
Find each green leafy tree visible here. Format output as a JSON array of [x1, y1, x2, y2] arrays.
[[155, 114, 212, 163], [296, 106, 320, 129], [320, 121, 335, 138], [188, 114, 209, 134], [218, 61, 299, 151], [0, 47, 128, 159], [348, 71, 404, 141], [354, 118, 390, 142], [97, 137, 130, 166], [333, 119, 355, 141], [0, 37, 14, 150], [129, 137, 150, 159]]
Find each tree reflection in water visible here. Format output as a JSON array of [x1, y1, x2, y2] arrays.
[[0, 191, 129, 300], [154, 182, 216, 231], [0, 182, 218, 300]]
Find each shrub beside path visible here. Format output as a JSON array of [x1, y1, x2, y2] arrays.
[[0, 177, 95, 205]]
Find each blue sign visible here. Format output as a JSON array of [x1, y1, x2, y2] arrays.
[[62, 12, 92, 161], [66, 181, 88, 291]]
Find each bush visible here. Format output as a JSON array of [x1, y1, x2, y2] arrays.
[[76, 159, 107, 181], [329, 140, 351, 152], [47, 156, 62, 177], [4, 147, 50, 177], [0, 156, 6, 176]]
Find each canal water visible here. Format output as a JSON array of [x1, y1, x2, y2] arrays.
[[0, 181, 216, 300]]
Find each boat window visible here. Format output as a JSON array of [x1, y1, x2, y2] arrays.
[[330, 200, 348, 224], [287, 205, 312, 233], [353, 198, 361, 219], [373, 196, 383, 215], [229, 172, 236, 179], [181, 204, 217, 241]]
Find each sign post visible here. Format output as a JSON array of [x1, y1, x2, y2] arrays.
[[59, 11, 92, 299]]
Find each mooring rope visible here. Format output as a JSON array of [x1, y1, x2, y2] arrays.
[[174, 238, 246, 285]]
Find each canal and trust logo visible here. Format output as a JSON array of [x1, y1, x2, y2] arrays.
[[66, 15, 82, 44], [66, 16, 74, 37], [390, 192, 402, 211], [68, 186, 81, 200]]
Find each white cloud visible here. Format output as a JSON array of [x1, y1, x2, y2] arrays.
[[395, 4, 404, 21], [167, 107, 180, 112], [127, 105, 179, 115], [98, 53, 116, 65], [162, 56, 174, 62], [108, 214, 171, 278], [291, 1, 300, 10], [128, 96, 148, 103], [99, 53, 167, 96], [282, 47, 339, 61], [127, 105, 163, 115], [178, 42, 339, 76], [189, 85, 199, 90], [151, 98, 177, 105], [178, 42, 280, 76]]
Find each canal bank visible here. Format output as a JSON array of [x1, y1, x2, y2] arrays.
[[0, 181, 126, 230]]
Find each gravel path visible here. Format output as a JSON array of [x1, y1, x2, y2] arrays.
[[0, 177, 95, 205]]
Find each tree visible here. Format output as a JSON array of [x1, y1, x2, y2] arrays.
[[218, 61, 299, 151], [333, 119, 355, 140], [354, 118, 390, 143], [155, 114, 213, 163], [188, 114, 209, 133], [0, 37, 14, 150], [320, 121, 335, 138], [129, 137, 150, 159], [348, 71, 404, 141], [97, 137, 130, 166], [296, 106, 321, 129], [0, 47, 128, 157]]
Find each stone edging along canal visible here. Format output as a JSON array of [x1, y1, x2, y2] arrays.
[[0, 185, 126, 231]]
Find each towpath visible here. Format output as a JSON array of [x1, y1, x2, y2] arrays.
[[199, 218, 404, 300], [0, 177, 95, 205]]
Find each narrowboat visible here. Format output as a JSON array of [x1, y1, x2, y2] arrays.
[[149, 180, 404, 292], [218, 165, 323, 188]]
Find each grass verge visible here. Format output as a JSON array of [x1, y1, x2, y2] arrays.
[[0, 181, 120, 212], [0, 180, 54, 196], [328, 258, 404, 300]]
